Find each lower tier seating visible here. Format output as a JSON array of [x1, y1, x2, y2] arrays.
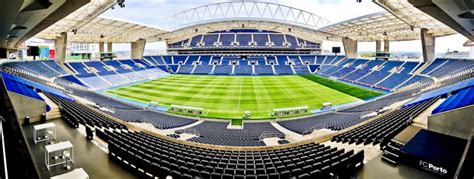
[[100, 130, 364, 179], [45, 93, 127, 130], [331, 97, 438, 147], [184, 121, 284, 146], [277, 112, 369, 135]]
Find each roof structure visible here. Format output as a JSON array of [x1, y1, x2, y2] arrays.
[[160, 1, 332, 31], [37, 17, 167, 43], [33, 0, 458, 43], [35, 0, 165, 43], [318, 0, 456, 42], [1, 0, 91, 48]]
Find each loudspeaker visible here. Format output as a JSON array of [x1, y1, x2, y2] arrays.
[[332, 47, 341, 54], [27, 46, 39, 56]]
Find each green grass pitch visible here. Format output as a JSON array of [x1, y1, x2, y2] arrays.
[[105, 75, 378, 119]]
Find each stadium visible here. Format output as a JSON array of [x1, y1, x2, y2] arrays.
[[0, 0, 473, 178]]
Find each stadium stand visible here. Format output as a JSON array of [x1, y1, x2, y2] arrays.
[[101, 129, 364, 179], [168, 30, 321, 49], [63, 59, 169, 89], [3, 1, 474, 178], [68, 89, 197, 129], [332, 97, 438, 146], [184, 121, 284, 146], [45, 92, 127, 129], [431, 86, 474, 114], [404, 78, 474, 107], [277, 112, 370, 135], [144, 55, 348, 76], [3, 75, 44, 101], [318, 58, 474, 91], [107, 109, 197, 130]]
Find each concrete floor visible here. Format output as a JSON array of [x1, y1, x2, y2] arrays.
[[22, 119, 137, 179]]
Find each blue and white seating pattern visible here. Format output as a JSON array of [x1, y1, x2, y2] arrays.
[[168, 29, 320, 49], [144, 55, 345, 76], [318, 58, 474, 91], [65, 59, 169, 90]]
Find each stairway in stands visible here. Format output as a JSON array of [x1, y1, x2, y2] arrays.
[[381, 139, 404, 165], [39, 93, 62, 120], [46, 107, 62, 120]]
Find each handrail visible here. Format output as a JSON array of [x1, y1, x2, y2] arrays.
[[0, 116, 8, 179]]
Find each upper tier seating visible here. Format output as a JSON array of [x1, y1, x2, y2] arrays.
[[102, 129, 364, 179], [184, 121, 284, 146], [168, 30, 320, 49]]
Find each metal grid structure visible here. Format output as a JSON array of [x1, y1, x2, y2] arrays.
[[45, 17, 166, 43], [35, 0, 167, 43], [161, 1, 332, 31], [320, 0, 456, 41], [34, 0, 458, 43]]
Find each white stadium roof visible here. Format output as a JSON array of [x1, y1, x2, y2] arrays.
[[35, 0, 166, 43], [319, 11, 455, 42], [320, 0, 457, 42], [37, 17, 167, 43], [33, 0, 459, 43]]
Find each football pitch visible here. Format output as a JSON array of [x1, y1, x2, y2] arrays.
[[105, 75, 382, 119]]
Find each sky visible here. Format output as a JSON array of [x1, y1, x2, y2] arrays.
[[101, 0, 470, 54]]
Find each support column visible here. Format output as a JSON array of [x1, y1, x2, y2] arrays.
[[131, 39, 146, 59], [376, 40, 382, 53], [342, 37, 358, 58], [421, 28, 435, 62], [383, 39, 390, 53], [99, 42, 105, 54], [54, 32, 67, 64], [107, 42, 113, 53]]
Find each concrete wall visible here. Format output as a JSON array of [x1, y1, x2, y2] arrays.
[[7, 92, 46, 125], [99, 42, 105, 54], [428, 105, 474, 140], [376, 40, 382, 53], [383, 39, 390, 53], [131, 39, 146, 59], [107, 42, 113, 53], [342, 37, 357, 58], [54, 32, 67, 64], [421, 28, 435, 63]]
